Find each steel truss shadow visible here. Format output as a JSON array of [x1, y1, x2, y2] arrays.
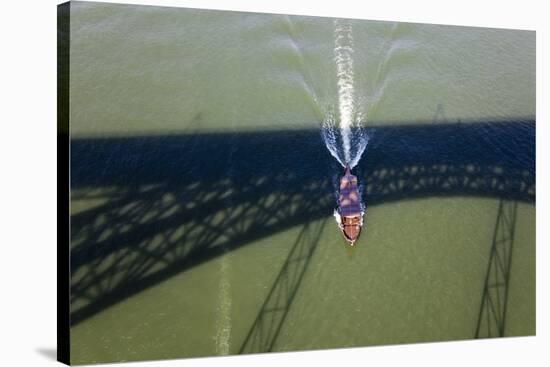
[[475, 199, 518, 338], [69, 119, 535, 326], [239, 218, 328, 354]]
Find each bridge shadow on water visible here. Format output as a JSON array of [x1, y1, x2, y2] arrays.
[[239, 217, 328, 354], [69, 118, 535, 337], [475, 199, 518, 339]]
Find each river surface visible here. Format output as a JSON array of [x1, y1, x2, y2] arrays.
[[66, 2, 535, 364]]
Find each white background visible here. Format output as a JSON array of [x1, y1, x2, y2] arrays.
[[0, 0, 547, 366]]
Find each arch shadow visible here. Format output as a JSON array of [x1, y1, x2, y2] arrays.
[[69, 118, 535, 326]]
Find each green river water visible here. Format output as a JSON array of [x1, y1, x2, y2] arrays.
[[64, 1, 535, 364]]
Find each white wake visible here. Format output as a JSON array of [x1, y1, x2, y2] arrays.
[[214, 253, 232, 355], [321, 19, 370, 169]]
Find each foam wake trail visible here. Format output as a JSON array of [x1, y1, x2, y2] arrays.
[[214, 252, 232, 355], [321, 107, 345, 167], [321, 20, 370, 170], [347, 122, 370, 169], [334, 20, 355, 164]]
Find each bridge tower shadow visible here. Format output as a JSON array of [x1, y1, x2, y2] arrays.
[[475, 199, 518, 338], [239, 217, 328, 354]]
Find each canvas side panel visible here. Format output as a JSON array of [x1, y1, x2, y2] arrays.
[[57, 2, 70, 365]]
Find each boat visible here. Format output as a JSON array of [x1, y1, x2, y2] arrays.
[[337, 164, 363, 246]]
